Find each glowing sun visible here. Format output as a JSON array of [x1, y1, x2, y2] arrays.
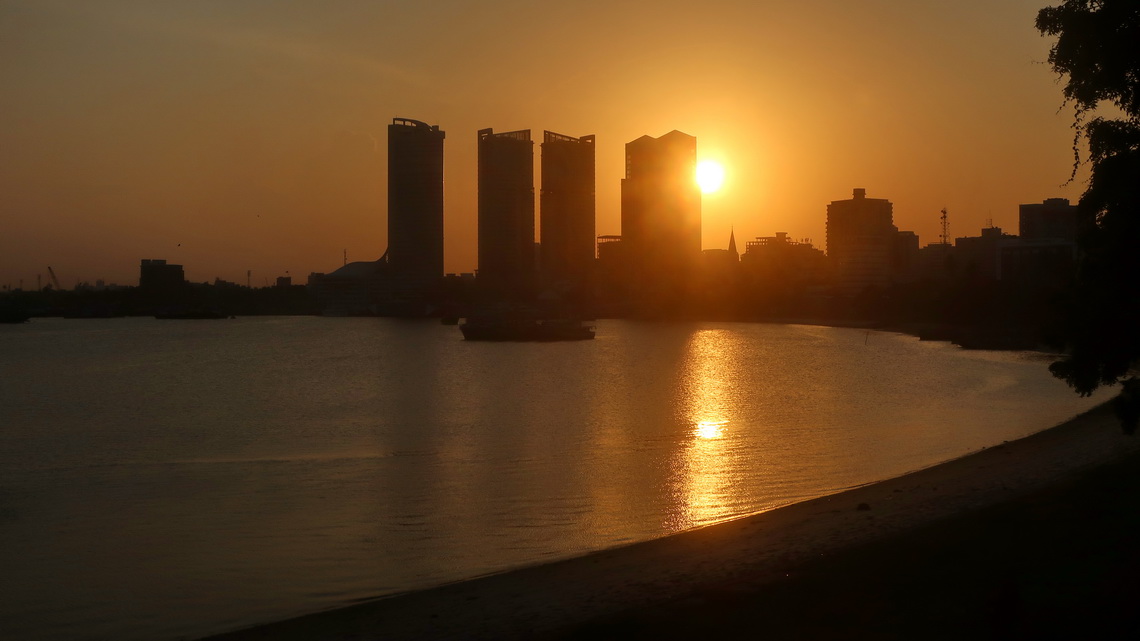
[[696, 160, 725, 194]]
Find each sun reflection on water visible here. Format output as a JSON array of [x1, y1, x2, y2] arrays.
[[696, 420, 727, 440], [666, 329, 747, 532]]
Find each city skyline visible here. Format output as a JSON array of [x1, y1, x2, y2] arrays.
[[0, 1, 1089, 287]]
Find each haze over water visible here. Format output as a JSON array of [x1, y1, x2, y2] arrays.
[[0, 317, 1103, 640]]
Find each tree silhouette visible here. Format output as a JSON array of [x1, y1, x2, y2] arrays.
[[1037, 0, 1140, 431]]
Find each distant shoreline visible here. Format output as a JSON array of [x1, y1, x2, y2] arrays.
[[752, 316, 1054, 352], [203, 400, 1133, 640], [9, 312, 1053, 353]]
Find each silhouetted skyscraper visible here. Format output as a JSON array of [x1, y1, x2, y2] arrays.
[[388, 118, 445, 292], [540, 131, 595, 295], [620, 130, 701, 288], [826, 188, 895, 293], [139, 259, 185, 292], [1006, 198, 1080, 285], [478, 128, 535, 296], [138, 258, 187, 309], [1019, 197, 1078, 241]]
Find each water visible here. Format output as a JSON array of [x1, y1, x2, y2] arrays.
[[0, 317, 1103, 640]]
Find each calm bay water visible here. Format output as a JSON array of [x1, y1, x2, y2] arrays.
[[0, 317, 1103, 640]]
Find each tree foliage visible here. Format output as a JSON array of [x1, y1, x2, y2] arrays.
[[1037, 0, 1140, 431]]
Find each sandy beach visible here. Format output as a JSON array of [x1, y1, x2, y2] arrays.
[[205, 401, 1140, 640]]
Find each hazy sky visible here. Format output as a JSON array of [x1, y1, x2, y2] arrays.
[[0, 0, 1085, 287]]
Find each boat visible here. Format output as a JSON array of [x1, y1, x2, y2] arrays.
[[0, 308, 31, 324], [459, 317, 594, 341], [154, 310, 232, 320], [62, 306, 124, 319]]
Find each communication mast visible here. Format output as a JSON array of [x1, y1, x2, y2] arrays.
[[939, 208, 950, 246]]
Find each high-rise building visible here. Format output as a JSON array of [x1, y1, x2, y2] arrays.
[[620, 130, 701, 286], [540, 131, 595, 294], [952, 226, 1013, 282], [1019, 197, 1078, 241], [138, 259, 185, 292], [387, 118, 445, 292], [826, 188, 896, 293], [137, 258, 186, 308], [478, 128, 535, 295], [1006, 198, 1080, 285]]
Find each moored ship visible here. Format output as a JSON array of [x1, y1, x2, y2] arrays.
[[459, 317, 594, 341], [154, 309, 232, 320], [0, 307, 31, 324]]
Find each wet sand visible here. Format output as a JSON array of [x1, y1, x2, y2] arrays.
[[205, 401, 1140, 640]]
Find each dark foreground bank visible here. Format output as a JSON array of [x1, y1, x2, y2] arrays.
[[555, 425, 1140, 640], [204, 402, 1140, 640]]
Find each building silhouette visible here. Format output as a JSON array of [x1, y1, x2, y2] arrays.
[[700, 229, 740, 270], [138, 259, 185, 293], [539, 131, 595, 297], [742, 232, 827, 284], [388, 118, 445, 292], [1005, 197, 1079, 286], [1019, 197, 1078, 241], [477, 128, 536, 297], [620, 130, 701, 291], [594, 234, 627, 298], [826, 188, 897, 293], [953, 225, 1014, 282], [892, 230, 920, 283], [307, 260, 390, 316], [913, 201, 1079, 288], [136, 258, 188, 312]]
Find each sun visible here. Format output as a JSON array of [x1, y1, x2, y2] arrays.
[[696, 160, 725, 194]]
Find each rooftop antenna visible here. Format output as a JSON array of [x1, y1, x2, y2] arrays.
[[940, 207, 950, 246], [343, 249, 347, 266]]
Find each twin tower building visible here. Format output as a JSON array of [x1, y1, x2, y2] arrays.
[[387, 118, 701, 302]]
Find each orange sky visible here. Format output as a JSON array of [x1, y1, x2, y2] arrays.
[[0, 1, 1086, 287]]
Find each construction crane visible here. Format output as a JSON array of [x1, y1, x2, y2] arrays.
[[47, 266, 62, 290]]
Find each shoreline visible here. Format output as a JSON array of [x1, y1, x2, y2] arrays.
[[203, 400, 1136, 640]]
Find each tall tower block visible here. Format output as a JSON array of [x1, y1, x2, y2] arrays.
[[619, 130, 701, 286], [388, 118, 445, 291], [540, 131, 595, 294], [825, 188, 895, 293], [478, 128, 535, 296]]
